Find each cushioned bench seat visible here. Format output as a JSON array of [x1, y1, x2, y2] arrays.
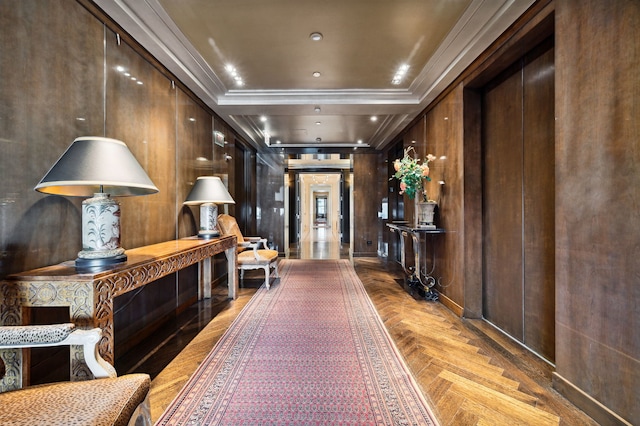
[[0, 373, 150, 426]]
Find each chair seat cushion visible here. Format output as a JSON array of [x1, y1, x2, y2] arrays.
[[237, 249, 278, 264], [0, 373, 150, 426]]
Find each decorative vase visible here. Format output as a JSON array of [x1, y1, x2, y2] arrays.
[[416, 200, 437, 229]]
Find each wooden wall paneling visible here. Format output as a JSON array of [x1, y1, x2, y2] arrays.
[[426, 86, 465, 311], [385, 142, 406, 265], [176, 89, 214, 240], [482, 65, 524, 341], [233, 145, 248, 233], [256, 152, 287, 254], [554, 1, 640, 423], [462, 88, 484, 318], [353, 154, 379, 256], [401, 118, 426, 224], [247, 147, 257, 236], [175, 89, 213, 305], [212, 120, 235, 217], [522, 41, 555, 362], [113, 273, 179, 361], [105, 31, 177, 248], [0, 0, 105, 276], [233, 142, 257, 236]]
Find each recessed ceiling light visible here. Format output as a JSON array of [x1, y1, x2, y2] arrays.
[[260, 116, 267, 122], [314, 106, 321, 113], [370, 116, 378, 122], [309, 32, 323, 41], [357, 139, 363, 144], [392, 63, 410, 85], [315, 121, 321, 125], [312, 71, 321, 78], [226, 64, 245, 86], [316, 137, 322, 142]]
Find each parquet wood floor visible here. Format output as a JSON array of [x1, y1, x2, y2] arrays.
[[146, 258, 597, 425]]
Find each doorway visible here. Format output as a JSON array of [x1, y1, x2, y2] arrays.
[[284, 157, 352, 260], [482, 39, 555, 363], [296, 173, 342, 259]]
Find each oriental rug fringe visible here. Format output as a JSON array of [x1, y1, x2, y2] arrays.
[[156, 259, 439, 425]]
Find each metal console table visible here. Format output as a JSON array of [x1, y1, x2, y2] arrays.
[[387, 222, 445, 301]]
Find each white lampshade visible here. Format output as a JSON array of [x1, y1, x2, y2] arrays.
[[35, 136, 158, 197], [184, 177, 235, 238], [184, 176, 235, 205]]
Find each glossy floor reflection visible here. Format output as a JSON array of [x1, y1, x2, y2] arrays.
[[289, 226, 350, 260]]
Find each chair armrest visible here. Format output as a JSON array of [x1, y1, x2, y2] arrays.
[[0, 324, 117, 379], [246, 238, 270, 258], [244, 236, 262, 242]]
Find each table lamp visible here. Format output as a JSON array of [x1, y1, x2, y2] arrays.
[[35, 136, 159, 269], [183, 176, 235, 238]]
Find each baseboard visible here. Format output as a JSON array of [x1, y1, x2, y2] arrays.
[[352, 252, 378, 258], [437, 291, 464, 317], [552, 372, 632, 426]]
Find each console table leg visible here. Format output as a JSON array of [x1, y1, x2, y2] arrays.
[[199, 257, 212, 299], [225, 247, 238, 299]]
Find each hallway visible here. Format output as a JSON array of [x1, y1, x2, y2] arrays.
[[140, 258, 596, 425], [289, 226, 350, 260]]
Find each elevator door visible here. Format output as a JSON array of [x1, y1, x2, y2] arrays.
[[482, 40, 555, 362]]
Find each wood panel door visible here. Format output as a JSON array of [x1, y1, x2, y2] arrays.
[[482, 41, 555, 362]]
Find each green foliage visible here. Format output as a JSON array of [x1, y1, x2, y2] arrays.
[[391, 146, 436, 201]]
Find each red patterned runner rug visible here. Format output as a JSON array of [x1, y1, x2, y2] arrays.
[[156, 259, 439, 425]]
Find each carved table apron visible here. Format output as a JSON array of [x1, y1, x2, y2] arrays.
[[0, 236, 237, 391]]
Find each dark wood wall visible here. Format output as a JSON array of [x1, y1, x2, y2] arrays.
[[553, 1, 639, 424], [353, 153, 381, 256], [426, 88, 465, 314]]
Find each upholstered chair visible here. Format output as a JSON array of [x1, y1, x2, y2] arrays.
[[217, 214, 279, 289], [0, 323, 151, 425]]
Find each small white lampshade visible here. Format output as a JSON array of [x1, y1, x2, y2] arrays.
[[184, 177, 235, 238], [35, 136, 159, 270]]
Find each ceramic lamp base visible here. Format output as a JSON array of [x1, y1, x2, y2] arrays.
[[198, 203, 220, 239]]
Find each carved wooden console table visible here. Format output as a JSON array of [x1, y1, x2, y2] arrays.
[[0, 235, 237, 390]]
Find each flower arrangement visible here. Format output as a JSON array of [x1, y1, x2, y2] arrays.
[[391, 146, 437, 202]]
